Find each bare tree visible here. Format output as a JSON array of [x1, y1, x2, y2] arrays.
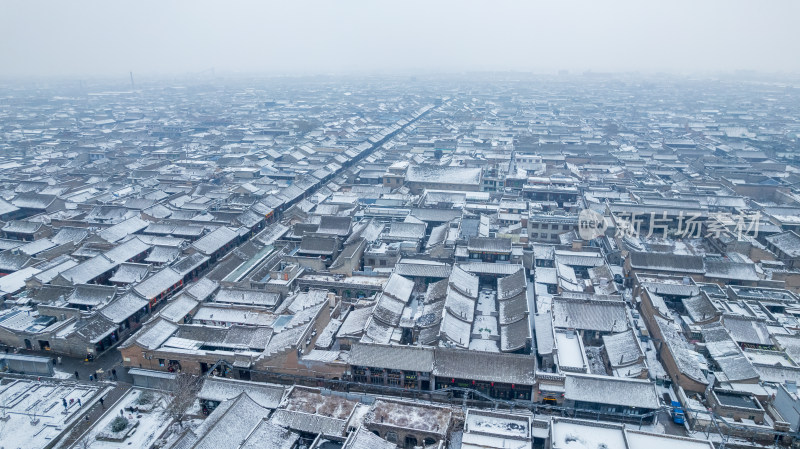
[[74, 437, 93, 449], [163, 373, 202, 427]]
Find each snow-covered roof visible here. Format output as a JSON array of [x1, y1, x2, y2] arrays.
[[66, 283, 117, 307], [342, 427, 395, 449], [192, 393, 272, 449], [552, 297, 628, 333], [98, 216, 149, 242], [133, 267, 182, 300], [192, 226, 239, 255], [349, 342, 434, 372], [464, 409, 531, 442], [603, 329, 644, 368], [240, 419, 299, 449], [198, 378, 284, 409], [497, 269, 526, 300], [434, 348, 536, 384], [766, 231, 800, 257], [104, 237, 151, 263], [108, 262, 150, 284], [625, 429, 714, 449], [365, 398, 451, 435], [59, 255, 116, 285], [406, 165, 482, 185], [550, 419, 626, 449], [184, 277, 219, 301], [133, 319, 179, 350], [144, 245, 181, 264], [0, 266, 41, 295], [286, 289, 327, 313], [337, 306, 373, 338], [535, 312, 555, 356], [100, 293, 148, 324], [682, 294, 719, 323], [381, 273, 414, 302], [158, 294, 199, 323], [702, 322, 759, 382], [722, 315, 772, 346], [449, 265, 479, 298], [270, 409, 347, 437], [467, 236, 512, 253], [564, 373, 660, 410], [655, 316, 708, 384], [629, 251, 704, 274], [214, 288, 281, 308]]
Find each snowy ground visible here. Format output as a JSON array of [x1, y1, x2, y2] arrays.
[[72, 388, 172, 449], [623, 420, 665, 435], [465, 413, 528, 438], [0, 378, 101, 449], [551, 420, 626, 449], [555, 332, 585, 370], [53, 367, 76, 380], [153, 418, 204, 449], [584, 346, 608, 375], [643, 339, 667, 379], [284, 387, 355, 419]]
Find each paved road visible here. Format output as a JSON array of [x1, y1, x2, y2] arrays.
[[58, 384, 131, 448], [13, 346, 134, 384], [658, 409, 688, 436]]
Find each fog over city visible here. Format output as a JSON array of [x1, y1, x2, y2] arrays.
[[2, 0, 800, 79]]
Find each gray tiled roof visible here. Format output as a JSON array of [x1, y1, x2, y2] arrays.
[[349, 342, 434, 372], [433, 348, 536, 384], [467, 237, 512, 253], [534, 312, 555, 356], [564, 373, 659, 409], [552, 297, 628, 333], [501, 318, 531, 352], [629, 251, 704, 273]]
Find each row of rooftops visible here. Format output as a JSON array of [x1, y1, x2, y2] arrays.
[[3, 77, 800, 444], [118, 370, 704, 449]]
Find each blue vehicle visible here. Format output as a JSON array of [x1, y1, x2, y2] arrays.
[[671, 400, 685, 424]]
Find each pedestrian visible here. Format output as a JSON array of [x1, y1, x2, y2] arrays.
[[62, 398, 68, 410], [74, 371, 79, 380], [99, 397, 104, 408], [57, 356, 62, 365], [77, 398, 82, 407], [84, 415, 89, 422], [111, 368, 117, 380], [89, 374, 93, 382], [120, 409, 124, 416]]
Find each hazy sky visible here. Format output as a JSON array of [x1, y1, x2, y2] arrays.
[[2, 0, 799, 79]]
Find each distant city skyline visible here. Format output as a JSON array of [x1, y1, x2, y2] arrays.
[[1, 0, 799, 79]]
